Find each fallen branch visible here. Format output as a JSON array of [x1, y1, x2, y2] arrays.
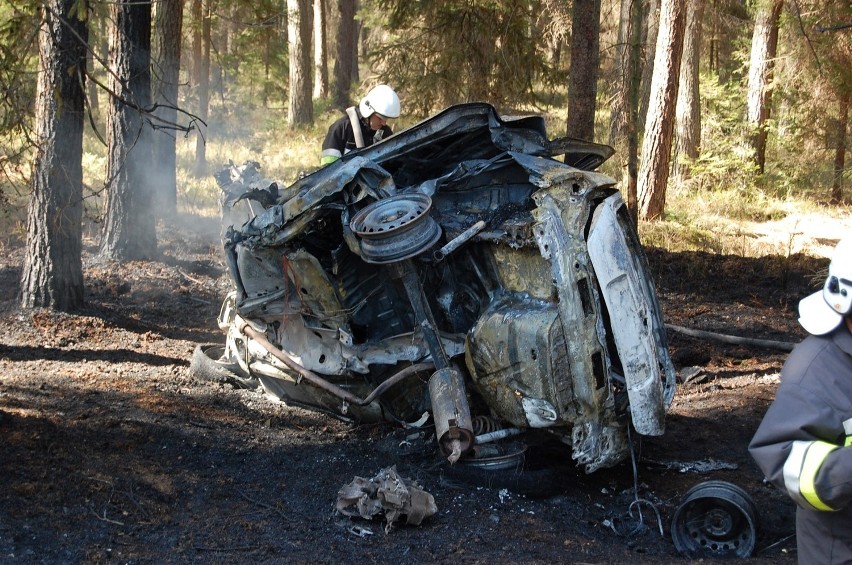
[[90, 509, 124, 526], [238, 490, 293, 522], [666, 324, 795, 352]]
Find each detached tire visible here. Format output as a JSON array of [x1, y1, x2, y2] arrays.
[[190, 344, 258, 389], [440, 442, 567, 499]]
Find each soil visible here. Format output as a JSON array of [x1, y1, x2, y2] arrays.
[[0, 215, 833, 564]]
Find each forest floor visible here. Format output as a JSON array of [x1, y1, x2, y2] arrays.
[[0, 212, 846, 564]]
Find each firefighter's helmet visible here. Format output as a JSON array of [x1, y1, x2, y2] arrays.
[[359, 85, 400, 119], [799, 236, 852, 335]]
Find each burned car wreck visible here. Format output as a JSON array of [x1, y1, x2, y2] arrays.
[[209, 103, 676, 473]]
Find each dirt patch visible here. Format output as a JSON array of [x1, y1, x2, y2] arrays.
[[1, 216, 826, 563]]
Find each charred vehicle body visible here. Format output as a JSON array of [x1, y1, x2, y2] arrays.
[[210, 103, 676, 473]]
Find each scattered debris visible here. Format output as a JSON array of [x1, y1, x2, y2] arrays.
[[335, 466, 437, 533], [646, 458, 739, 474], [498, 488, 511, 504], [347, 525, 374, 538], [678, 366, 708, 386]]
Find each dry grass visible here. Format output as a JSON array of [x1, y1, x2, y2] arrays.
[[638, 185, 851, 258]]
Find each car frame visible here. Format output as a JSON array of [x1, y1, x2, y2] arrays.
[[209, 102, 676, 473]]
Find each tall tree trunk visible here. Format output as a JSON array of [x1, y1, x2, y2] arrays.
[[638, 0, 660, 133], [610, 0, 643, 222], [262, 19, 271, 106], [189, 0, 202, 86], [610, 0, 633, 147], [313, 0, 328, 99], [832, 90, 849, 204], [210, 5, 226, 100], [152, 0, 184, 217], [21, 0, 88, 311], [288, 0, 314, 127], [351, 16, 360, 84], [566, 0, 601, 141], [100, 0, 157, 260], [194, 0, 211, 176], [86, 28, 99, 117], [637, 0, 687, 221], [746, 0, 783, 175], [332, 0, 355, 108], [673, 0, 705, 182]]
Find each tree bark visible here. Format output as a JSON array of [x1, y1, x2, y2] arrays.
[[609, 0, 643, 222], [673, 0, 705, 182], [288, 0, 314, 127], [189, 0, 202, 86], [351, 16, 360, 84], [332, 0, 355, 108], [832, 90, 849, 203], [86, 27, 99, 117], [313, 0, 328, 99], [21, 0, 88, 311], [566, 0, 601, 142], [637, 0, 687, 221], [152, 0, 184, 217], [193, 0, 211, 176], [746, 0, 783, 175], [100, 0, 157, 260], [609, 0, 633, 146], [638, 0, 660, 133]]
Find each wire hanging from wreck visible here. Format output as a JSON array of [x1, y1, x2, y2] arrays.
[[608, 423, 664, 538]]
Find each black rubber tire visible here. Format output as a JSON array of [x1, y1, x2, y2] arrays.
[[190, 344, 258, 389], [439, 441, 570, 499], [440, 462, 567, 499]]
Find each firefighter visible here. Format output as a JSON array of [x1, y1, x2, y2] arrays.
[[320, 84, 401, 165], [749, 235, 852, 564]]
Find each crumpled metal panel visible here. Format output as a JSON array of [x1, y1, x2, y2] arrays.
[[465, 295, 569, 428], [489, 246, 555, 300], [587, 194, 676, 435], [336, 466, 437, 533], [239, 157, 397, 249]]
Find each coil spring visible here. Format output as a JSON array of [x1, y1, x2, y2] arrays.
[[472, 415, 502, 435]]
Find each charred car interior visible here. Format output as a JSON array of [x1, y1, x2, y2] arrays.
[[207, 103, 676, 474]]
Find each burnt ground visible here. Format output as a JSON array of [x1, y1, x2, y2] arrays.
[[0, 215, 826, 564]]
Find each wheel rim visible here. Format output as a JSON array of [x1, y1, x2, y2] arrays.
[[457, 441, 527, 471], [350, 194, 441, 263], [670, 480, 758, 558]]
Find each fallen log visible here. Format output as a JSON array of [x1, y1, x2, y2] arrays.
[[665, 324, 796, 352]]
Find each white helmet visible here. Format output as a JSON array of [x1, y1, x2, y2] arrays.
[[359, 85, 400, 119], [799, 235, 852, 335]]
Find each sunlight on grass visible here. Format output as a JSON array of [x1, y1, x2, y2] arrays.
[[639, 184, 851, 258]]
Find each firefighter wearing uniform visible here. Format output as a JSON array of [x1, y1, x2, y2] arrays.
[[321, 85, 400, 165], [749, 235, 852, 564]]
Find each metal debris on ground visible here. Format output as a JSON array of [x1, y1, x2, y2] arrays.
[[646, 458, 739, 473], [335, 466, 437, 533], [679, 366, 708, 386]]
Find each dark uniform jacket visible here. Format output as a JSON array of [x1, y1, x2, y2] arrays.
[[749, 325, 852, 564], [320, 107, 393, 164]]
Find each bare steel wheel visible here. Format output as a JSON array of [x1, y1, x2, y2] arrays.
[[350, 194, 441, 263], [670, 480, 758, 558]]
